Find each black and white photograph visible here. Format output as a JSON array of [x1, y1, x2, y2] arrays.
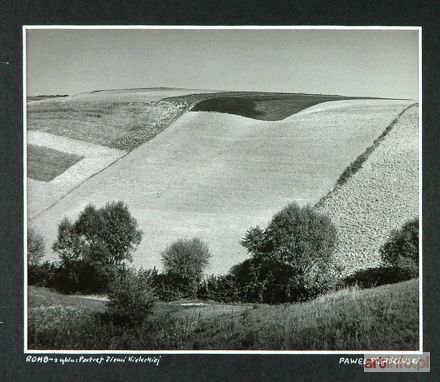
[[24, 27, 421, 353]]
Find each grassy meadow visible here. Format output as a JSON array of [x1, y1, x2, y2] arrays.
[[28, 279, 418, 351]]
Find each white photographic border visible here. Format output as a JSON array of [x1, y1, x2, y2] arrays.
[[23, 25, 423, 355]]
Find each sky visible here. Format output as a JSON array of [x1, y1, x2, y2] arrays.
[[26, 28, 419, 99]]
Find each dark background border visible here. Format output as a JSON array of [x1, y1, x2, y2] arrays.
[[1, 1, 439, 381]]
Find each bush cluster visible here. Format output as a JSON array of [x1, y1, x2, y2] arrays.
[[160, 237, 211, 299], [340, 267, 414, 289], [380, 217, 419, 277], [48, 201, 142, 293], [29, 200, 419, 311], [106, 267, 156, 325], [339, 217, 419, 289], [27, 227, 45, 266], [235, 203, 337, 303], [28, 202, 338, 305]]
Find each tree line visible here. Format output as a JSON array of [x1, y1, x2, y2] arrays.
[[28, 200, 419, 318]]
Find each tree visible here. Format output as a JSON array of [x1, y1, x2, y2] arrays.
[[27, 227, 45, 266], [380, 217, 419, 277], [239, 203, 338, 302], [242, 203, 337, 274], [52, 201, 143, 293], [53, 201, 142, 266], [161, 237, 211, 297]]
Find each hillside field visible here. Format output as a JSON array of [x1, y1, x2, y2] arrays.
[[27, 88, 219, 218], [29, 97, 413, 274], [317, 105, 419, 275]]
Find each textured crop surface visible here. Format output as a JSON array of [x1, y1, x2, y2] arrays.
[[31, 99, 411, 274], [27, 145, 84, 182], [317, 105, 419, 276], [27, 88, 215, 151]]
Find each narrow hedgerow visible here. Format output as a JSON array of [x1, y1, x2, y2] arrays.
[[316, 103, 417, 208]]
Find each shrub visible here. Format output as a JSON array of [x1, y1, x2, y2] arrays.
[[197, 274, 242, 303], [380, 218, 419, 277], [106, 268, 156, 325], [51, 201, 142, 293], [161, 237, 211, 298], [238, 203, 337, 303], [28, 261, 58, 287], [341, 267, 414, 289], [242, 204, 337, 272], [229, 257, 334, 304], [152, 272, 198, 301], [27, 227, 45, 266], [52, 260, 116, 294]]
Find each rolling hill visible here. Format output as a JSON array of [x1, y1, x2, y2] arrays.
[[29, 96, 413, 275]]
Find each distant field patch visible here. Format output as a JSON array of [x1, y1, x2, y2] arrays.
[[27, 131, 127, 218], [191, 93, 381, 120], [27, 88, 215, 151], [27, 144, 84, 182]]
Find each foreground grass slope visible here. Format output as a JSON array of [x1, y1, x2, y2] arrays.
[[28, 279, 418, 350], [32, 99, 411, 274], [317, 105, 419, 276]]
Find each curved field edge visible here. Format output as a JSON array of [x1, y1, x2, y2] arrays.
[[28, 279, 418, 350], [176, 91, 394, 121]]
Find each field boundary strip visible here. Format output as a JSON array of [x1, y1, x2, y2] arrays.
[[28, 131, 126, 158], [315, 103, 418, 208]]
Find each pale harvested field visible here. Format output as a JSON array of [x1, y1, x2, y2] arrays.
[[31, 99, 412, 274], [317, 105, 419, 276]]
